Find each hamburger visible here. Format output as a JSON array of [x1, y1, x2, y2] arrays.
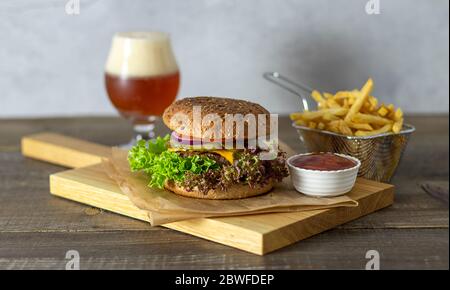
[[128, 97, 289, 199]]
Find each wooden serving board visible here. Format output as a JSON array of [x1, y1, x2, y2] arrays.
[[21, 132, 394, 255]]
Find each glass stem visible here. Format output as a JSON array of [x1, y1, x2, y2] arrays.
[[132, 116, 157, 142]]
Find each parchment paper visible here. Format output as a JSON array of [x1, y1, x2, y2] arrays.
[[102, 143, 358, 226]]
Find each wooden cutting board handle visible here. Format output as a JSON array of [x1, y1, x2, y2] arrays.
[[21, 132, 111, 168]]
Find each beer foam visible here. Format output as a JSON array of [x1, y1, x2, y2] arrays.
[[105, 32, 178, 77]]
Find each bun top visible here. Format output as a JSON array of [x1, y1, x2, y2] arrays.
[[163, 97, 271, 140]]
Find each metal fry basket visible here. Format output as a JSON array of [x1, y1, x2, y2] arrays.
[[264, 72, 415, 182], [293, 123, 415, 182]]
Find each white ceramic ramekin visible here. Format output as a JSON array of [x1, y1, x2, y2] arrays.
[[287, 153, 361, 197]]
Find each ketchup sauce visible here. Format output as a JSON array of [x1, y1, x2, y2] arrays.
[[291, 153, 356, 171]]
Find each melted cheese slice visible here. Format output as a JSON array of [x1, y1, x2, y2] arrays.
[[211, 150, 234, 164], [168, 148, 235, 164]]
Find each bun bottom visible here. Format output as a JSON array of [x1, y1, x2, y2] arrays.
[[164, 181, 274, 200]]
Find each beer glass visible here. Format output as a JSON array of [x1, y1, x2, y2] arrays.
[[105, 32, 180, 145]]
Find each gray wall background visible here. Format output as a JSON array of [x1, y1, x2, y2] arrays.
[[0, 0, 448, 118]]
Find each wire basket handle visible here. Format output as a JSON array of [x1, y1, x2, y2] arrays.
[[263, 72, 314, 111]]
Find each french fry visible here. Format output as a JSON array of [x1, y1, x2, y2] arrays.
[[386, 104, 396, 119], [334, 91, 353, 99], [355, 124, 392, 137], [377, 105, 389, 117], [294, 119, 307, 126], [348, 97, 355, 105], [344, 78, 374, 123], [346, 121, 373, 131], [300, 108, 348, 120], [329, 108, 349, 116], [328, 120, 341, 126], [342, 98, 349, 109], [326, 121, 341, 134], [338, 120, 353, 136], [311, 90, 325, 103], [361, 101, 374, 114], [368, 96, 378, 111], [326, 98, 341, 108], [308, 122, 317, 129], [394, 108, 403, 121], [392, 119, 404, 134], [311, 90, 327, 109], [290, 79, 404, 137], [352, 113, 393, 125], [322, 112, 341, 121], [289, 112, 303, 121]]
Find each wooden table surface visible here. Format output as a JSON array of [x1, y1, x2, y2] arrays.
[[0, 115, 448, 270]]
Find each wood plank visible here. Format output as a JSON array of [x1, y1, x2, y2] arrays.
[[49, 162, 394, 255], [50, 164, 151, 223], [0, 152, 155, 233], [21, 132, 111, 168], [0, 117, 135, 151], [0, 229, 447, 269]]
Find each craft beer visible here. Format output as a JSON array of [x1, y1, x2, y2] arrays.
[[105, 32, 179, 122]]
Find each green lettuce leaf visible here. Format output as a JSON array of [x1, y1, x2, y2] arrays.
[[128, 135, 220, 189]]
